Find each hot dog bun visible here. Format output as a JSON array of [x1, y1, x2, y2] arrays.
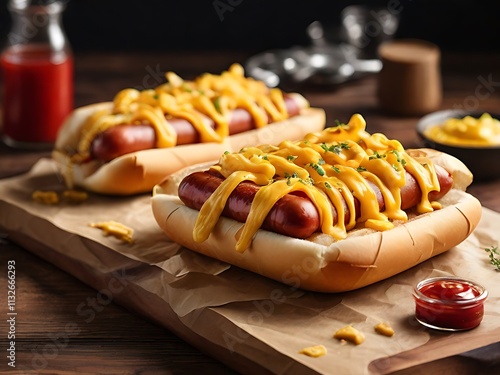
[[52, 98, 325, 195], [151, 145, 481, 293]]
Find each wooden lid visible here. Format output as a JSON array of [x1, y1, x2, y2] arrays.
[[378, 39, 440, 65]]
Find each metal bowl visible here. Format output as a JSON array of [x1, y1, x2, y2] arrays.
[[416, 109, 500, 181]]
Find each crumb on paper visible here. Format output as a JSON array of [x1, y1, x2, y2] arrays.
[[299, 345, 327, 358], [62, 189, 89, 203], [374, 322, 395, 337], [333, 325, 365, 345], [31, 189, 89, 205], [89, 221, 134, 244], [32, 190, 59, 205]]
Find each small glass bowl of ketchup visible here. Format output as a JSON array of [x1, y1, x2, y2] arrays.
[[413, 276, 488, 331]]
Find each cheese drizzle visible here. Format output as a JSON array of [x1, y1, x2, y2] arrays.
[[72, 64, 295, 163], [193, 114, 442, 252]]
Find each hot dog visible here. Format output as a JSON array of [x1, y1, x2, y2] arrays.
[[52, 64, 325, 195], [176, 164, 454, 240], [151, 114, 482, 293], [90, 95, 303, 163]]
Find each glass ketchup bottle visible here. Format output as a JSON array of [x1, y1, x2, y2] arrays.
[[1, 0, 73, 149]]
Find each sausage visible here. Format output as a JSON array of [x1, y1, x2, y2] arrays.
[[376, 165, 452, 211], [90, 95, 302, 162], [90, 124, 156, 162], [179, 169, 320, 239], [178, 165, 453, 239]]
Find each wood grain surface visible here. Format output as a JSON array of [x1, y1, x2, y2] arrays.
[[1, 50, 500, 374]]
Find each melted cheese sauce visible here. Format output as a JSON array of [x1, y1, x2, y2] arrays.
[[424, 113, 500, 146], [193, 114, 442, 252], [73, 64, 300, 162]]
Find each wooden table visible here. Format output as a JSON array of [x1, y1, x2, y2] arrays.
[[1, 51, 500, 374]]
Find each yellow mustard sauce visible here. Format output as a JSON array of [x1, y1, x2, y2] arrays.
[[73, 63, 299, 162], [193, 114, 441, 252], [424, 113, 500, 146]]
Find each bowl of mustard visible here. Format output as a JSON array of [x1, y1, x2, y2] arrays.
[[417, 109, 500, 180]]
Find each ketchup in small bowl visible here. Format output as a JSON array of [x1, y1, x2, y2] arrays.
[[413, 276, 488, 331]]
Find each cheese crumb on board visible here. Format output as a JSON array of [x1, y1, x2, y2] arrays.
[[32, 190, 59, 205], [374, 322, 395, 337], [333, 325, 365, 345], [299, 345, 327, 358], [89, 221, 134, 244]]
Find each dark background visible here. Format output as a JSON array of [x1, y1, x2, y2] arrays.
[[0, 0, 499, 53]]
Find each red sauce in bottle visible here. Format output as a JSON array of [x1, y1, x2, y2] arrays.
[[1, 44, 73, 146], [413, 277, 488, 331]]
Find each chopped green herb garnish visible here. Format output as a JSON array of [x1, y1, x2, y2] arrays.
[[390, 150, 407, 167], [332, 166, 341, 173], [357, 166, 367, 172], [214, 97, 222, 113], [321, 143, 331, 153], [284, 171, 299, 186], [284, 172, 299, 179], [369, 151, 385, 160], [309, 163, 325, 176], [299, 177, 314, 185], [324, 181, 332, 189], [485, 246, 500, 271], [287, 155, 297, 161], [321, 142, 350, 154]]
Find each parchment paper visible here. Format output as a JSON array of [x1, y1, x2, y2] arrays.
[[1, 158, 499, 375]]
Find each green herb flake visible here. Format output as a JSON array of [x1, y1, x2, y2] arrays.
[[321, 143, 330, 153], [357, 166, 367, 172], [369, 151, 385, 160], [340, 142, 350, 150], [214, 97, 222, 113], [391, 150, 407, 167], [333, 119, 348, 128], [485, 246, 500, 271], [321, 142, 351, 155], [335, 142, 351, 153], [324, 181, 332, 189], [284, 171, 299, 186], [287, 155, 297, 161], [299, 177, 314, 185], [284, 171, 299, 179], [332, 166, 341, 173], [309, 163, 325, 176]]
